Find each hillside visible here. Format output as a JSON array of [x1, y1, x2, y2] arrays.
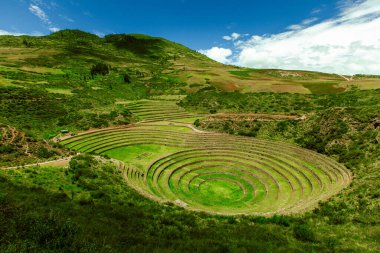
[[0, 30, 379, 252], [1, 29, 379, 139], [1, 29, 379, 94]]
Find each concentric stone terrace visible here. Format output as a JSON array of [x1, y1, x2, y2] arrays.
[[60, 124, 351, 215]]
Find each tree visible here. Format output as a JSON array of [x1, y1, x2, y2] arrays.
[[90, 63, 109, 78], [22, 39, 32, 47], [123, 73, 131, 83]]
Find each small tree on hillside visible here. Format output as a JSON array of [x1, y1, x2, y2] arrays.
[[90, 63, 109, 78], [123, 73, 131, 83], [22, 39, 32, 47]]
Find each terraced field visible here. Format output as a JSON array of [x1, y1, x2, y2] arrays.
[[124, 100, 201, 123], [60, 122, 351, 216]]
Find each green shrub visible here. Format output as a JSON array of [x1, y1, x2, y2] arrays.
[[90, 63, 109, 77], [36, 146, 56, 158], [69, 155, 97, 180], [123, 73, 131, 83], [0, 144, 15, 154], [293, 224, 316, 242]]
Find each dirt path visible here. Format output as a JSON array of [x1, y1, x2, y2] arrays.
[[184, 123, 207, 133], [338, 74, 353, 81], [1, 155, 75, 170], [139, 121, 210, 133], [9, 127, 17, 144]]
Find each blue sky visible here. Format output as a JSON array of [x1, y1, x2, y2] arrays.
[[1, 0, 380, 74], [1, 0, 339, 48]]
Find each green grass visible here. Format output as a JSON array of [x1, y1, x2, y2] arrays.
[[0, 76, 22, 87], [1, 166, 83, 196], [229, 70, 253, 77], [196, 178, 245, 205], [19, 66, 65, 75], [46, 88, 73, 95], [103, 144, 185, 172], [302, 82, 344, 94]]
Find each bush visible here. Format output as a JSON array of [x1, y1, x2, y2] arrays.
[[36, 146, 55, 158], [22, 39, 32, 47], [69, 155, 97, 180], [78, 196, 94, 206], [293, 224, 316, 242], [0, 144, 15, 154], [90, 63, 109, 77], [123, 73, 131, 83]]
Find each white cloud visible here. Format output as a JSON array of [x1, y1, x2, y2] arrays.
[[199, 47, 233, 64], [0, 29, 43, 36], [288, 17, 319, 30], [311, 8, 322, 15], [49, 27, 60, 32], [93, 30, 105, 38], [231, 32, 240, 40], [234, 0, 380, 75], [223, 35, 232, 41], [59, 14, 74, 23], [223, 32, 241, 41], [29, 4, 50, 24], [302, 17, 318, 25], [28, 3, 59, 33], [287, 24, 303, 30], [0, 29, 25, 36]]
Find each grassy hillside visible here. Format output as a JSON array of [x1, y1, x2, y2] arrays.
[[0, 30, 379, 252], [1, 29, 379, 139]]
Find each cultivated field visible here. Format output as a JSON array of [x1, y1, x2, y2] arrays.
[[123, 99, 202, 123], [60, 108, 351, 215]]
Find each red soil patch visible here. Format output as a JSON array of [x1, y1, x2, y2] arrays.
[[216, 81, 239, 92], [206, 113, 306, 122]]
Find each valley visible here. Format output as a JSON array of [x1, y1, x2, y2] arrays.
[[0, 30, 379, 252]]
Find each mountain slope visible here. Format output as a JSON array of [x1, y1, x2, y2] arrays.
[[1, 29, 379, 95]]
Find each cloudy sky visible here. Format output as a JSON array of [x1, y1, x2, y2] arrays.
[[201, 0, 380, 75], [1, 0, 379, 75]]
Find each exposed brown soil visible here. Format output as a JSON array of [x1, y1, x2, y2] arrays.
[[205, 113, 307, 122], [1, 156, 74, 170]]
